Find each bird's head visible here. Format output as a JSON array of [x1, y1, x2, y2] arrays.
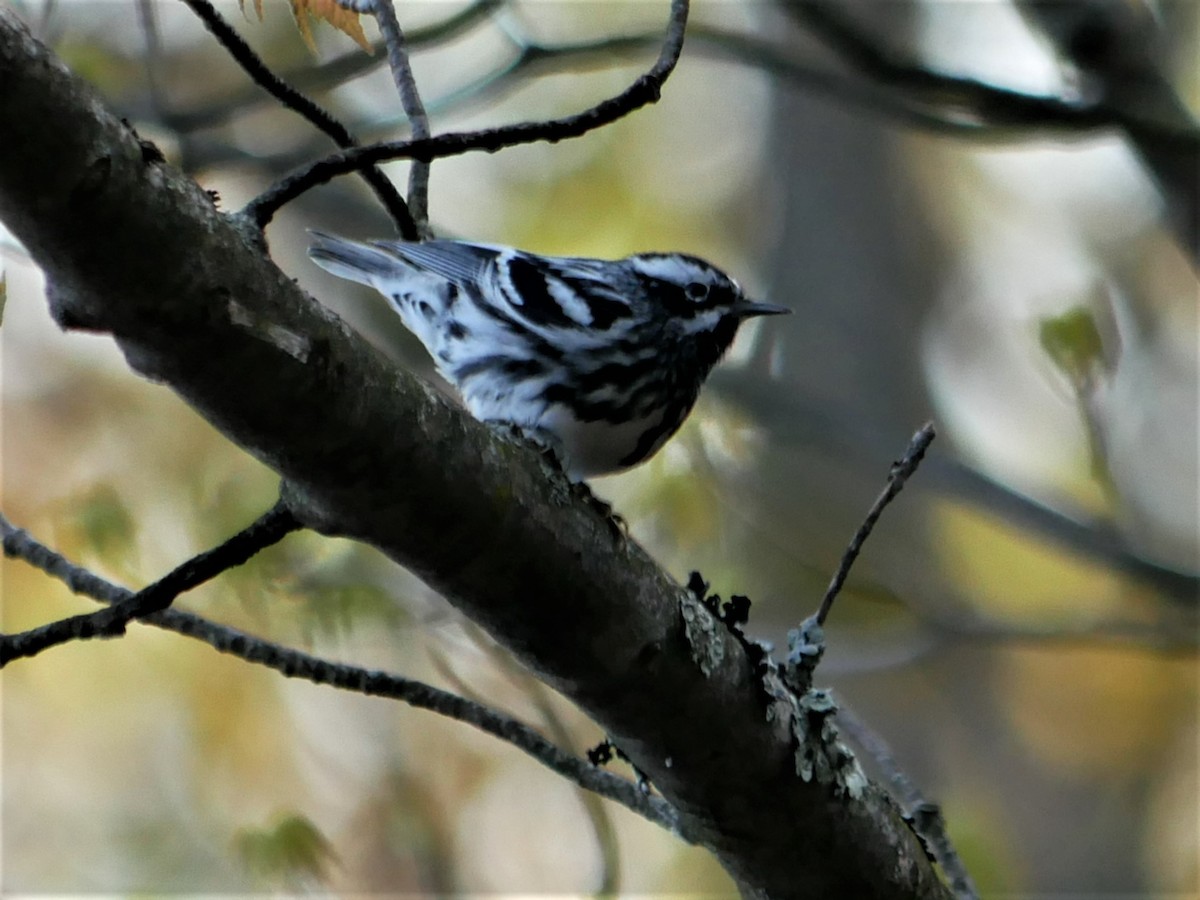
[[627, 252, 789, 351]]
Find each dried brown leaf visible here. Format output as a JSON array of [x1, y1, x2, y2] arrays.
[[236, 0, 265, 21], [235, 0, 372, 53], [290, 0, 373, 53]]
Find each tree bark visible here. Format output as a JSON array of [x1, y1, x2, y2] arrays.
[[0, 11, 951, 899]]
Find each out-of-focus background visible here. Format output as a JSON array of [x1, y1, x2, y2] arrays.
[[2, 0, 1197, 894]]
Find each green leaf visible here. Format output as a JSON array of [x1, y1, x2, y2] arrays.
[[1038, 307, 1107, 390], [234, 813, 338, 888], [71, 484, 136, 560], [294, 582, 408, 642]]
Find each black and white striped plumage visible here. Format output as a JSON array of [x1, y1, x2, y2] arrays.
[[308, 232, 789, 478]]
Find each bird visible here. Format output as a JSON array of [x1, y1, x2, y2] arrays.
[[308, 232, 789, 479]]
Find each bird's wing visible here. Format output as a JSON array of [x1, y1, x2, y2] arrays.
[[374, 239, 507, 287], [492, 253, 636, 333]]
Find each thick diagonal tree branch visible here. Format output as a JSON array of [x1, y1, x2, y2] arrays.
[[0, 11, 949, 898]]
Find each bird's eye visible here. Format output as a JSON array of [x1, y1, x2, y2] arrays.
[[684, 282, 709, 301]]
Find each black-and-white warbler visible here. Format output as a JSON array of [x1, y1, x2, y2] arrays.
[[308, 233, 789, 478]]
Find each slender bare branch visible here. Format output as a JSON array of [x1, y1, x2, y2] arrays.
[[836, 700, 980, 900], [242, 0, 689, 225], [177, 0, 416, 236], [163, 0, 503, 132], [714, 372, 1200, 606], [0, 509, 686, 839], [786, 0, 1199, 257], [0, 502, 300, 666], [359, 0, 432, 234], [817, 422, 937, 626]]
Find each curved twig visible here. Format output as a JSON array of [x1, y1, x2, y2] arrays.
[[363, 0, 432, 233], [166, 0, 502, 132], [241, 0, 689, 226], [177, 0, 416, 236], [785, 0, 1200, 143]]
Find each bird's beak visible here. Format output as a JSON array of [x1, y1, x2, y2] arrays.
[[735, 299, 791, 318]]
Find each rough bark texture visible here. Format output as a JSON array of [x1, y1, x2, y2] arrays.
[[0, 11, 951, 899]]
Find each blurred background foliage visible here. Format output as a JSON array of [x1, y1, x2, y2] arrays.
[[1, 0, 1197, 894]]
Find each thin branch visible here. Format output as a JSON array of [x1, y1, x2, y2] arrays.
[[177, 0, 416, 237], [172, 15, 1196, 187], [135, 0, 167, 123], [785, 0, 1200, 143], [164, 0, 503, 132], [782, 424, 937, 699], [925, 607, 1200, 655], [465, 621, 623, 893], [686, 27, 1083, 140], [713, 373, 1199, 604], [175, 11, 1196, 150], [360, 0, 432, 234], [835, 699, 979, 900], [386, 26, 1110, 143], [817, 422, 937, 626], [0, 502, 301, 666], [241, 0, 689, 225], [0, 509, 686, 841], [405, 11, 1196, 145], [784, 0, 1199, 260]]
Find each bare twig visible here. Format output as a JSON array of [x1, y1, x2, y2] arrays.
[[925, 607, 1200, 655], [171, 11, 1198, 193], [713, 373, 1199, 604], [465, 622, 622, 893], [0, 502, 301, 666], [175, 10, 1197, 150], [817, 422, 936, 626], [351, 25, 1127, 142], [135, 0, 167, 123], [785, 0, 1200, 143], [785, 0, 1199, 257], [359, 0, 432, 234], [781, 424, 937, 698], [164, 0, 502, 132], [0, 509, 686, 840], [835, 699, 979, 900], [242, 0, 689, 225], [177, 0, 416, 237]]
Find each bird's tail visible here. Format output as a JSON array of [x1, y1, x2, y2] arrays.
[[307, 230, 409, 287]]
